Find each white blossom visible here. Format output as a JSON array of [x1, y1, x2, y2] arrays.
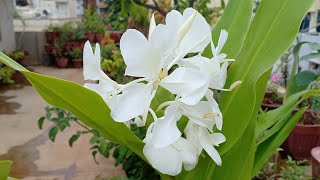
[[82, 7, 236, 176]]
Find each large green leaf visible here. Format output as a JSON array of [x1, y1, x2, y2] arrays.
[[218, 0, 315, 155], [0, 160, 12, 180], [176, 0, 253, 179], [0, 52, 145, 161], [206, 68, 271, 180], [286, 71, 318, 97], [252, 107, 307, 177], [202, 0, 252, 58]]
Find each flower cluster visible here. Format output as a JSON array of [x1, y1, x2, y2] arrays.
[[83, 8, 239, 176]]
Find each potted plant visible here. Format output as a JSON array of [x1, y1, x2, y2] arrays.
[[55, 54, 69, 69], [84, 9, 101, 42], [21, 50, 30, 66], [95, 26, 105, 42], [282, 80, 320, 160], [280, 41, 320, 160], [262, 74, 285, 110], [45, 25, 60, 43], [70, 48, 83, 68], [0, 65, 15, 85], [74, 23, 86, 50], [53, 43, 69, 68]]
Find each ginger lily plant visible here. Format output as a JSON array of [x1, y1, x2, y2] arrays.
[[0, 0, 319, 179], [84, 8, 235, 175]]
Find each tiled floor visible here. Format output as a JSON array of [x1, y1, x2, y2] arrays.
[[0, 66, 124, 179]]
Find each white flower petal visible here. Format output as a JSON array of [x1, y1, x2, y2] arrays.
[[209, 62, 228, 90], [210, 133, 226, 146], [165, 10, 184, 33], [148, 13, 157, 40], [205, 90, 223, 130], [134, 116, 144, 127], [143, 141, 182, 176], [199, 128, 222, 166], [178, 8, 211, 56], [214, 30, 228, 56], [175, 138, 198, 171], [182, 101, 215, 131], [160, 67, 208, 105], [151, 104, 182, 148], [109, 83, 152, 122], [149, 24, 179, 66], [184, 122, 202, 154], [83, 42, 114, 83], [120, 29, 158, 78]]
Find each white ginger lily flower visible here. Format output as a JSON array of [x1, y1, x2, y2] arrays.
[[152, 90, 222, 148], [143, 123, 198, 176], [165, 8, 212, 62], [118, 8, 212, 124], [180, 30, 241, 91], [83, 42, 152, 123], [185, 121, 226, 167]]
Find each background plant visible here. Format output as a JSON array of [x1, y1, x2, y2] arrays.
[[38, 106, 159, 180], [0, 65, 15, 84], [69, 48, 82, 60]]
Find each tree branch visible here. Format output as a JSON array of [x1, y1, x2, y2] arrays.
[[132, 0, 167, 16]]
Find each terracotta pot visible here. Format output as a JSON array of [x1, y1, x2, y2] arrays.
[[282, 117, 320, 160], [86, 33, 95, 42], [63, 43, 72, 51], [56, 57, 69, 68], [20, 56, 30, 66], [75, 42, 85, 50], [45, 31, 59, 43], [12, 71, 30, 85], [72, 59, 83, 68], [95, 33, 104, 42], [109, 32, 123, 43], [44, 44, 53, 53], [312, 147, 320, 179]]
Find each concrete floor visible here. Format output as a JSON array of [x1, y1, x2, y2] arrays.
[[0, 66, 124, 180]]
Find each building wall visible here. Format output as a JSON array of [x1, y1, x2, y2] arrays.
[[15, 32, 44, 65], [0, 0, 16, 52]]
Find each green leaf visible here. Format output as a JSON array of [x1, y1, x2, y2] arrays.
[[256, 90, 320, 145], [205, 69, 271, 180], [69, 134, 80, 147], [37, 117, 45, 130], [21, 71, 145, 159], [49, 127, 59, 142], [90, 134, 100, 144], [0, 52, 172, 177], [177, 0, 253, 179], [301, 52, 320, 60], [307, 42, 320, 50], [211, 114, 256, 180], [0, 53, 28, 72], [218, 0, 315, 155], [199, 0, 315, 178], [0, 52, 145, 155], [202, 0, 252, 58], [92, 150, 99, 164], [287, 71, 318, 97], [0, 160, 12, 180], [252, 107, 307, 177]]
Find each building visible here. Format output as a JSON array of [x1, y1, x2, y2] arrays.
[[0, 0, 16, 52]]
